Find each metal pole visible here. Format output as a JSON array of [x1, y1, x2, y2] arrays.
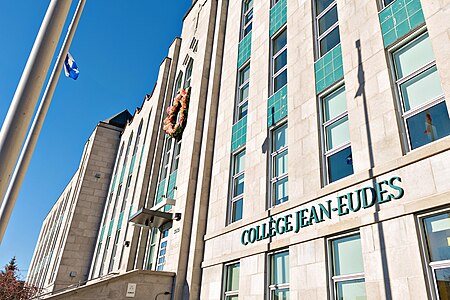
[[0, 0, 73, 206], [0, 0, 86, 243]]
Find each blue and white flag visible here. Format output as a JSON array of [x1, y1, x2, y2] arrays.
[[64, 52, 79, 80]]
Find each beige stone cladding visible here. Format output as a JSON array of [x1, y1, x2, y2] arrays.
[[202, 0, 450, 299], [26, 120, 125, 295], [88, 40, 178, 279]]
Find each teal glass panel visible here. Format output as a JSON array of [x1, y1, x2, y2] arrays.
[[167, 170, 178, 200], [268, 85, 288, 127], [117, 212, 124, 230], [269, 0, 287, 37], [155, 179, 166, 205], [336, 279, 367, 300], [379, 0, 425, 47], [394, 33, 434, 78], [110, 175, 117, 192], [108, 220, 114, 236], [401, 66, 443, 111], [315, 44, 343, 94], [128, 155, 136, 174], [333, 234, 364, 276], [99, 226, 105, 241], [423, 212, 450, 262], [231, 116, 248, 152], [237, 33, 252, 68]]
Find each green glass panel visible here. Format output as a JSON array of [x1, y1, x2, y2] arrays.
[[324, 87, 347, 121], [401, 66, 443, 111], [326, 116, 350, 150], [333, 234, 364, 276], [394, 34, 434, 78], [336, 279, 366, 300]]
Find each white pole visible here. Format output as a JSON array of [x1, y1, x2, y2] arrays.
[[0, 0, 73, 206], [0, 0, 86, 243]]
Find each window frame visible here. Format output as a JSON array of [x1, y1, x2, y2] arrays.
[[184, 59, 194, 89], [327, 232, 366, 300], [318, 82, 353, 185], [235, 63, 250, 123], [241, 0, 253, 40], [388, 30, 447, 152], [268, 249, 290, 300], [270, 122, 289, 207], [314, 0, 340, 58], [223, 261, 240, 299], [417, 208, 450, 300], [228, 149, 245, 224], [270, 27, 288, 95]]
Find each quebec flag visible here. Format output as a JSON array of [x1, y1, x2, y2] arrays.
[[64, 52, 79, 80]]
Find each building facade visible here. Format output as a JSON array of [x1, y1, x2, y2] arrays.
[[26, 112, 130, 295], [27, 0, 450, 299]]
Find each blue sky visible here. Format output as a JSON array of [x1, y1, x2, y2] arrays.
[[0, 0, 191, 277]]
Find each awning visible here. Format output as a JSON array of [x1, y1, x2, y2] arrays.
[[128, 208, 176, 228]]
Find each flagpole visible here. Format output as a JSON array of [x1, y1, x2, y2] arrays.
[[0, 0, 86, 243]]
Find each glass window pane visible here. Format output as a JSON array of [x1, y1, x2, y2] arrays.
[[274, 177, 289, 205], [328, 146, 353, 183], [272, 289, 290, 300], [240, 83, 249, 103], [336, 279, 367, 300], [274, 69, 288, 93], [244, 24, 252, 37], [320, 26, 340, 57], [239, 102, 248, 119], [275, 151, 288, 176], [233, 174, 245, 197], [383, 0, 395, 6], [326, 116, 350, 150], [333, 234, 364, 276], [274, 125, 288, 151], [273, 30, 287, 54], [394, 33, 434, 79], [240, 65, 250, 85], [234, 151, 246, 174], [226, 296, 239, 300], [401, 66, 443, 111], [324, 86, 347, 121], [244, 0, 253, 12], [318, 5, 338, 36], [435, 268, 450, 299], [316, 0, 334, 14], [274, 50, 287, 74], [226, 263, 240, 291], [423, 213, 450, 262], [232, 198, 243, 221], [406, 102, 450, 150], [272, 251, 289, 284]]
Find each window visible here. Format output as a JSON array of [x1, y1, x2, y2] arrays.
[[392, 32, 449, 150], [241, 0, 253, 39], [173, 72, 183, 98], [156, 227, 169, 271], [132, 120, 143, 156], [121, 175, 132, 212], [420, 211, 450, 299], [108, 229, 120, 273], [321, 86, 353, 183], [99, 236, 110, 276], [315, 0, 340, 57], [271, 0, 281, 6], [269, 251, 289, 300], [111, 183, 122, 219], [184, 59, 193, 89], [145, 228, 158, 270], [224, 262, 240, 300], [329, 233, 366, 300], [171, 139, 182, 173], [271, 29, 287, 94], [271, 124, 288, 206], [236, 64, 250, 122], [229, 150, 245, 223]]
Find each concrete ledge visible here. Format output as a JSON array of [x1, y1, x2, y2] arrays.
[[45, 270, 175, 300]]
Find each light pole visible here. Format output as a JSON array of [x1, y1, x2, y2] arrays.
[[0, 0, 72, 209]]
